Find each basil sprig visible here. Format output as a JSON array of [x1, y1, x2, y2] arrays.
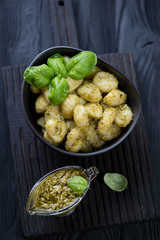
[[66, 51, 97, 80], [104, 173, 128, 192], [67, 176, 88, 194], [47, 53, 68, 78], [48, 75, 69, 106], [24, 64, 54, 88], [24, 51, 97, 105]]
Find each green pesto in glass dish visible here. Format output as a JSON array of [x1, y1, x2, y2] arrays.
[[31, 169, 88, 212]]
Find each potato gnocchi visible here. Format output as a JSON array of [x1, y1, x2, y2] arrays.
[[32, 64, 133, 153]]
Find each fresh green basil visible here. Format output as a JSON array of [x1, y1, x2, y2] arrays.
[[24, 64, 54, 88], [67, 176, 88, 194], [47, 54, 68, 78], [24, 51, 98, 106], [66, 51, 97, 80], [48, 75, 69, 105], [50, 53, 65, 62], [104, 173, 128, 192]]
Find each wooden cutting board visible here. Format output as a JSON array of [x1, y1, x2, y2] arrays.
[[2, 52, 160, 238]]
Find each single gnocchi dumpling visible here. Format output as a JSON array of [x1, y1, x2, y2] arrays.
[[80, 140, 93, 152], [91, 131, 105, 149], [37, 116, 45, 128], [85, 66, 101, 80], [45, 105, 63, 122], [115, 104, 133, 127], [65, 128, 83, 152], [65, 120, 76, 133], [60, 94, 80, 119], [99, 123, 121, 141], [73, 104, 89, 128], [45, 119, 67, 145], [66, 76, 83, 93], [103, 89, 127, 107], [93, 72, 118, 93], [98, 108, 116, 134], [42, 87, 50, 104], [77, 82, 102, 102], [79, 97, 87, 105], [85, 103, 103, 119], [82, 122, 105, 148], [35, 94, 49, 114], [30, 85, 41, 94], [43, 130, 53, 145], [81, 122, 96, 143]]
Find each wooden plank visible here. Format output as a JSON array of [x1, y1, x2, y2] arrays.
[[2, 53, 160, 238], [48, 0, 79, 47]]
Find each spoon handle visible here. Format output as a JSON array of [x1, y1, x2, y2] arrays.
[[85, 166, 99, 181]]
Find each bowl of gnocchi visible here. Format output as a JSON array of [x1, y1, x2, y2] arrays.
[[22, 46, 140, 156]]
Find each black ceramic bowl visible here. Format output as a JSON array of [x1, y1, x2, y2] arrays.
[[22, 46, 140, 157]]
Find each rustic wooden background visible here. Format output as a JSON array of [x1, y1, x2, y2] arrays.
[[0, 0, 160, 239]]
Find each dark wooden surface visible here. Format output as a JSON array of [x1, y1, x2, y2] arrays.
[[1, 0, 160, 239], [3, 53, 160, 238]]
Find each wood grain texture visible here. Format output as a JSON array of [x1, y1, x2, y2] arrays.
[[115, 0, 160, 190], [73, 0, 117, 54], [48, 0, 79, 47], [2, 53, 160, 238], [1, 0, 160, 239]]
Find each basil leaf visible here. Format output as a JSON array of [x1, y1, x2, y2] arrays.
[[48, 76, 69, 105], [24, 64, 54, 88], [47, 55, 68, 78], [49, 53, 66, 65], [66, 51, 97, 80], [67, 176, 88, 194], [104, 173, 128, 192]]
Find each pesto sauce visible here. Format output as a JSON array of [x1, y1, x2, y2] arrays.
[[32, 169, 87, 211]]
